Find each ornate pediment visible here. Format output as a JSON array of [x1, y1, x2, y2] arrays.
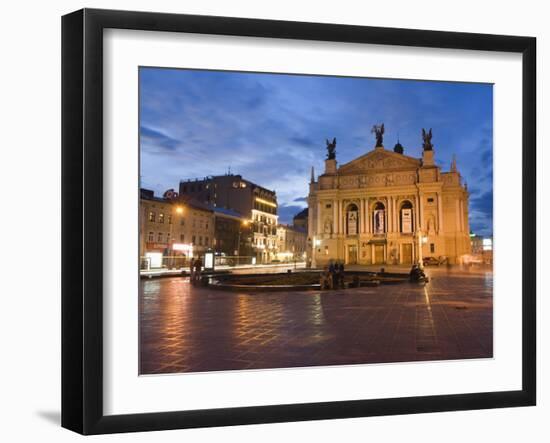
[[338, 149, 420, 175]]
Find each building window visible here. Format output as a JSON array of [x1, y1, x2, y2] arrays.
[[167, 215, 172, 224], [180, 218, 185, 226], [192, 235, 196, 244], [372, 202, 386, 234], [180, 234, 185, 242], [205, 237, 209, 246], [427, 197, 434, 203], [166, 233, 171, 243], [148, 232, 154, 242], [148, 211, 155, 222], [430, 243, 435, 254], [199, 236, 203, 245], [158, 213, 165, 224], [399, 200, 414, 233], [157, 232, 163, 242], [325, 203, 332, 209], [344, 203, 359, 235]]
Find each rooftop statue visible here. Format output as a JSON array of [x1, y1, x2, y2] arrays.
[[371, 123, 385, 147], [422, 128, 434, 151], [326, 137, 337, 160]]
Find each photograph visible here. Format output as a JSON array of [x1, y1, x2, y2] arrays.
[[138, 67, 494, 375]]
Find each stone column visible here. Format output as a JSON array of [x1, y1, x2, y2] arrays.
[[317, 201, 322, 235], [414, 195, 420, 232], [392, 197, 398, 233], [459, 199, 464, 232], [338, 200, 343, 234], [365, 199, 370, 233], [387, 196, 393, 232], [333, 199, 338, 234], [437, 192, 444, 234], [419, 193, 424, 230], [455, 198, 462, 231], [359, 199, 365, 233]]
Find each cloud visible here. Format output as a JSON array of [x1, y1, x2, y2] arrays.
[[139, 68, 493, 234], [140, 126, 180, 151], [288, 135, 316, 148], [277, 204, 306, 224]]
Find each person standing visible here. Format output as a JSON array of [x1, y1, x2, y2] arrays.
[[194, 257, 203, 283], [338, 261, 345, 288], [328, 260, 335, 289], [188, 257, 194, 282]]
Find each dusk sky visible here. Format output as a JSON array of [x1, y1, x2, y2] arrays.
[[139, 67, 493, 236]]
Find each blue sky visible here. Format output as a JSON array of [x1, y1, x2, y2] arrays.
[[140, 68, 493, 236]]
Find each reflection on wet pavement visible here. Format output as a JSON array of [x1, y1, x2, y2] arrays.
[[140, 268, 493, 374]]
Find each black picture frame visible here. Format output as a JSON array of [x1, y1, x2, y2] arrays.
[[62, 8, 536, 435]]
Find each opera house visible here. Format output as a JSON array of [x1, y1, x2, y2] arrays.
[[307, 125, 471, 266]]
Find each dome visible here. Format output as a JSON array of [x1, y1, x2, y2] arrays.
[[393, 141, 404, 154]]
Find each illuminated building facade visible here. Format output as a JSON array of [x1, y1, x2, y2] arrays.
[[308, 130, 471, 267], [179, 174, 279, 263], [139, 189, 214, 268], [276, 224, 307, 261]]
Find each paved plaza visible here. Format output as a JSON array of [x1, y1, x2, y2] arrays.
[[139, 266, 493, 374]]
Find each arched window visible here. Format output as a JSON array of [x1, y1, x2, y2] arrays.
[[346, 203, 359, 235], [372, 202, 386, 234], [399, 200, 414, 233]]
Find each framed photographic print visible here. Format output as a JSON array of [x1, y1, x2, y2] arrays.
[[61, 8, 536, 435]]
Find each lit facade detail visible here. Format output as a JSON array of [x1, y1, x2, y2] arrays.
[[308, 138, 471, 266]]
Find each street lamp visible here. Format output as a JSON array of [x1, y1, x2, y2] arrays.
[[236, 220, 250, 266], [170, 205, 184, 269], [417, 230, 428, 268]]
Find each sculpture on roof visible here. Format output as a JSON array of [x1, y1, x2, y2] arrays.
[[371, 124, 385, 147], [326, 137, 337, 160], [422, 128, 434, 151]]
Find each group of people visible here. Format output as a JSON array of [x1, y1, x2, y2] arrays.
[[320, 260, 345, 290], [188, 257, 203, 284], [409, 263, 428, 283]]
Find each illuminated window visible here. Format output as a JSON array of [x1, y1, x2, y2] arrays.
[[167, 215, 172, 224], [399, 200, 414, 233], [148, 232, 154, 242], [430, 243, 435, 253], [148, 211, 155, 222], [158, 213, 165, 224], [372, 202, 386, 234]]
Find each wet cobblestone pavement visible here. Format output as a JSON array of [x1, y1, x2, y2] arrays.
[[140, 267, 492, 374]]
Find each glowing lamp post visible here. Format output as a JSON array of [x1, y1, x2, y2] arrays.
[[417, 230, 428, 268], [236, 220, 250, 266]]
